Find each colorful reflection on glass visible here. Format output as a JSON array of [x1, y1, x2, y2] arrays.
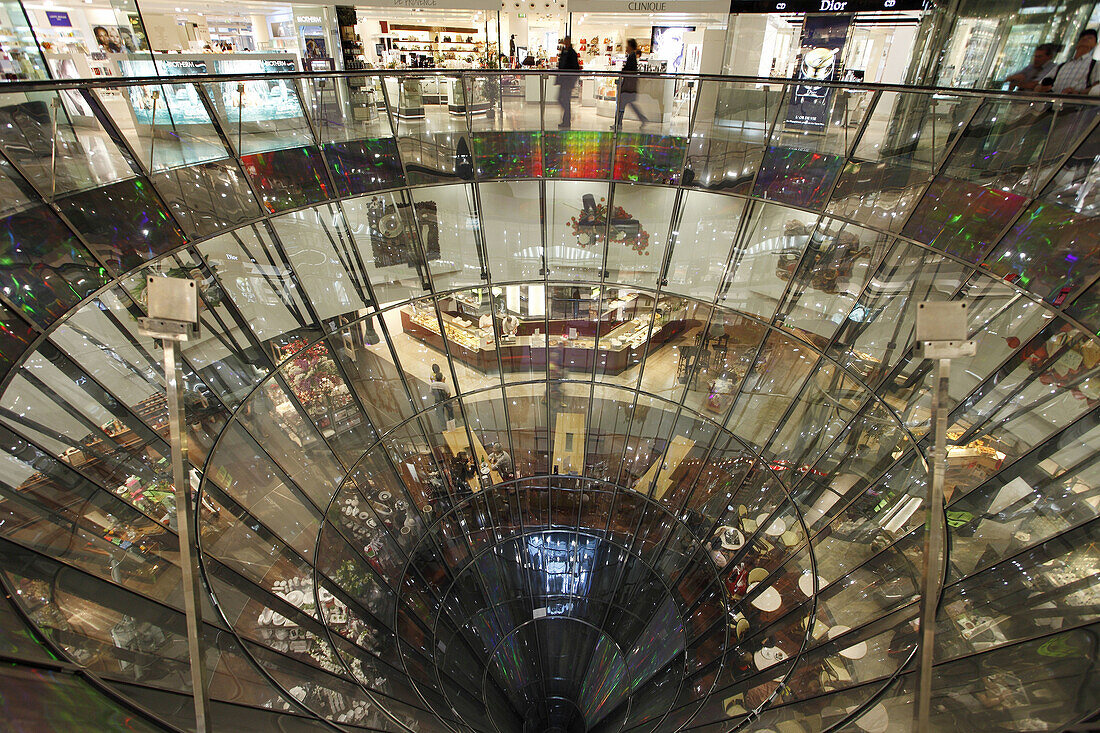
[[613, 133, 686, 184], [754, 146, 843, 209], [472, 132, 543, 179], [0, 301, 35, 382], [0, 205, 107, 327], [984, 202, 1100, 303], [544, 132, 614, 179], [1065, 284, 1100, 336], [56, 178, 185, 275], [0, 664, 163, 732], [241, 146, 331, 213], [324, 138, 405, 196], [627, 595, 685, 689], [902, 175, 1028, 263], [579, 632, 629, 727]]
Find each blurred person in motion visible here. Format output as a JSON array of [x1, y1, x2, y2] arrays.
[[1005, 43, 1058, 91], [556, 36, 581, 128], [613, 38, 649, 130]]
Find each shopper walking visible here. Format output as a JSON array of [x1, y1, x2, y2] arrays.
[[1005, 43, 1057, 91], [613, 38, 649, 130], [556, 36, 581, 128]]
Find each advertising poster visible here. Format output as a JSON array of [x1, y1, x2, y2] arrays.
[[650, 25, 696, 74], [784, 14, 851, 131], [305, 36, 328, 58]]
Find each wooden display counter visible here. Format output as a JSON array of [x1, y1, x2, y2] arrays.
[[400, 306, 683, 375]]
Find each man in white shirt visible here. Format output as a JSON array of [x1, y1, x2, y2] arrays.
[[1039, 29, 1098, 94], [1005, 44, 1057, 91]]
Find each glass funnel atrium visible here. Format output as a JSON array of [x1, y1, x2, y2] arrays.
[[0, 71, 1098, 733]]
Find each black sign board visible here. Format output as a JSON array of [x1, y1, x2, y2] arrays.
[[732, 0, 928, 11]]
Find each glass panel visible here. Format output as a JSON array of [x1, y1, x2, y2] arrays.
[[56, 178, 185, 275], [603, 183, 676, 290], [942, 96, 1058, 195], [480, 180, 544, 283], [151, 158, 260, 238], [269, 204, 372, 322], [983, 119, 1100, 304], [0, 664, 164, 732], [414, 183, 480, 292], [687, 80, 782, 195], [0, 203, 107, 328], [300, 74, 394, 144], [939, 518, 1100, 661], [0, 89, 134, 195], [110, 81, 230, 172], [662, 189, 747, 302], [240, 146, 332, 213], [202, 79, 312, 156]]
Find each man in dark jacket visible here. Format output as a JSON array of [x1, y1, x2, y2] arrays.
[[614, 38, 649, 130], [556, 36, 581, 128]]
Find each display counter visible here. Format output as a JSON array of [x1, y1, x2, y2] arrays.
[[112, 53, 306, 137], [447, 76, 491, 115], [400, 305, 682, 375], [449, 289, 645, 338]]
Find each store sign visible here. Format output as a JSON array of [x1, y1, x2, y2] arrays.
[[263, 58, 297, 73], [568, 0, 728, 12], [164, 59, 208, 75], [784, 14, 849, 131], [730, 0, 926, 11], [46, 11, 71, 27]]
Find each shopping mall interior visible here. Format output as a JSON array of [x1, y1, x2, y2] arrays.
[[0, 0, 1099, 731]]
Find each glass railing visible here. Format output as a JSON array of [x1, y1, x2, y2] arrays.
[[0, 71, 1097, 733]]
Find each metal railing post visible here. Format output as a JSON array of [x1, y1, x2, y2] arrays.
[[138, 276, 210, 733], [914, 301, 975, 733]]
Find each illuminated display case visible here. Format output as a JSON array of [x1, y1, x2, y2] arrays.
[[119, 53, 299, 127], [447, 76, 491, 115]]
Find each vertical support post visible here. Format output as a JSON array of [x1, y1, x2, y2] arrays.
[[163, 339, 211, 733], [912, 300, 973, 733], [49, 97, 60, 201], [139, 276, 209, 733], [916, 357, 950, 733]]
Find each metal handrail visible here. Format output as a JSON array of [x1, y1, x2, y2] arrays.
[[4, 68, 1100, 106]]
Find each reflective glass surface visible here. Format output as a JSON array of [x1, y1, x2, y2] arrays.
[[0, 71, 1094, 733]]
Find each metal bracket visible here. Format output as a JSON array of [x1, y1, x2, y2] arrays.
[[914, 301, 975, 359], [914, 339, 975, 359], [138, 317, 199, 342], [138, 276, 200, 342]]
